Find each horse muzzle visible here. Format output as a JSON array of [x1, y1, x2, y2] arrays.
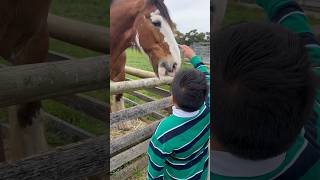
[[158, 60, 179, 77]]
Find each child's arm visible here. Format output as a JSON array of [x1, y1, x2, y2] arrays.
[[180, 45, 210, 85], [190, 56, 211, 85], [257, 0, 320, 144], [180, 45, 211, 106], [256, 0, 320, 77]]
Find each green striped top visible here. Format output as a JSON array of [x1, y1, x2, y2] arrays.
[[210, 0, 320, 179], [147, 56, 211, 180]]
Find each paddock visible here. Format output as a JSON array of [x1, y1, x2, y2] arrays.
[[0, 12, 108, 179], [109, 0, 320, 179]]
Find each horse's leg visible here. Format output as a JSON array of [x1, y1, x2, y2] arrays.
[[110, 52, 139, 131], [8, 24, 48, 161], [111, 94, 125, 112], [111, 53, 126, 113]]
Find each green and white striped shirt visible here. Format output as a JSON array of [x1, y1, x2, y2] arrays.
[[147, 56, 211, 179]]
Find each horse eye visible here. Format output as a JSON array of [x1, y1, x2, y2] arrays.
[[152, 21, 161, 27]]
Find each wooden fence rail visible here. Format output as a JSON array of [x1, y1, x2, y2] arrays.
[[110, 120, 160, 156], [125, 77, 171, 97], [54, 94, 108, 122], [47, 51, 109, 122], [110, 97, 172, 126], [42, 111, 96, 139], [1, 52, 108, 123], [48, 14, 109, 54], [0, 56, 108, 108], [110, 77, 172, 95], [110, 140, 148, 172], [125, 66, 156, 78], [124, 98, 164, 120], [0, 136, 108, 180]]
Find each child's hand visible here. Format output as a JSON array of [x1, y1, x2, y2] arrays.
[[179, 45, 196, 60]]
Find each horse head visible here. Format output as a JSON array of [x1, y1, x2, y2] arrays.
[[134, 0, 181, 77]]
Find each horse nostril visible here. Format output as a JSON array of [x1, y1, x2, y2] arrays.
[[172, 63, 177, 70], [160, 61, 166, 68], [160, 61, 177, 73]]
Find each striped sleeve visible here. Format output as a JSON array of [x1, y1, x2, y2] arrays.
[[146, 128, 171, 180], [257, 0, 320, 69], [257, 0, 320, 144], [190, 56, 210, 84], [190, 56, 211, 106]]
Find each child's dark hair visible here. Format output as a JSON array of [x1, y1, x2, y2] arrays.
[[171, 69, 208, 112], [213, 22, 317, 160]]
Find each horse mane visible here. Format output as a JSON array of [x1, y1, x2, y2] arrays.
[[149, 0, 174, 28]]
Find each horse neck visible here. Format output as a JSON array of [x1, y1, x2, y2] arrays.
[[110, 24, 134, 62], [110, 1, 146, 61]]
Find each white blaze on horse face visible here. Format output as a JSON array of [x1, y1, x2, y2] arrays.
[[150, 10, 181, 77]]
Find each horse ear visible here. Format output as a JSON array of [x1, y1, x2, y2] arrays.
[[144, 2, 157, 14], [150, 0, 165, 4]]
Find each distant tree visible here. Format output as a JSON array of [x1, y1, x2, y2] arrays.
[[175, 29, 210, 45]]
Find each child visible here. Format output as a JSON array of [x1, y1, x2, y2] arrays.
[[147, 45, 210, 179], [211, 0, 320, 179]]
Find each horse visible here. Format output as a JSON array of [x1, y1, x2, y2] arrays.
[[0, 0, 51, 162], [110, 0, 181, 112]]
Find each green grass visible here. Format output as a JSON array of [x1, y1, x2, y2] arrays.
[[50, 0, 108, 27], [49, 39, 101, 58], [48, 0, 109, 58], [126, 49, 193, 71], [43, 100, 107, 135]]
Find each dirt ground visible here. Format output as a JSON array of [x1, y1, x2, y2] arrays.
[[110, 119, 148, 140]]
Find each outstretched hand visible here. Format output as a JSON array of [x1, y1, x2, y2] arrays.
[[179, 45, 196, 60]]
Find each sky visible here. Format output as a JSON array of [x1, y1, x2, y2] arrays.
[[165, 0, 210, 33]]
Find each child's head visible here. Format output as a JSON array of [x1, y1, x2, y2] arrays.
[[213, 22, 317, 160], [171, 69, 208, 112]]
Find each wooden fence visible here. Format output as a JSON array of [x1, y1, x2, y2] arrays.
[[110, 67, 174, 179], [0, 14, 109, 179]]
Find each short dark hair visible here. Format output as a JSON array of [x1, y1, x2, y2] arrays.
[[213, 22, 317, 160], [171, 69, 208, 112]]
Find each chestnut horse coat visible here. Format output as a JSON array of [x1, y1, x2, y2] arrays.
[[0, 0, 51, 161]]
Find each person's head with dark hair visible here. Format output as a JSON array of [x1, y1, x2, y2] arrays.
[[171, 69, 209, 112], [212, 22, 317, 160]]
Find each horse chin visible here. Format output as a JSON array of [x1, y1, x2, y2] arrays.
[[158, 66, 167, 78], [157, 66, 176, 78], [166, 71, 176, 77]]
